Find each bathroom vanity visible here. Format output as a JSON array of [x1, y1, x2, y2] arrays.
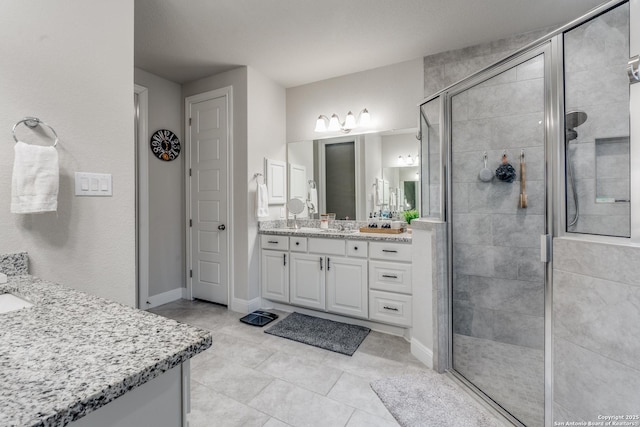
[[0, 274, 211, 427], [259, 225, 413, 328]]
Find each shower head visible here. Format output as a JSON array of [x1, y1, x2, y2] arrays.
[[566, 110, 588, 129], [565, 110, 587, 142]]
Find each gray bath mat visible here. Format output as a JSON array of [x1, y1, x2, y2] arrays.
[[264, 312, 370, 356], [371, 371, 505, 427]]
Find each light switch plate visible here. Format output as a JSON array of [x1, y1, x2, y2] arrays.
[[75, 172, 112, 196]]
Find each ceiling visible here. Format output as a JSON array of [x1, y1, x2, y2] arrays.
[[135, 0, 605, 88]]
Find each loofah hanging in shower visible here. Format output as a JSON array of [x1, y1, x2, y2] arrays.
[[495, 153, 516, 183]]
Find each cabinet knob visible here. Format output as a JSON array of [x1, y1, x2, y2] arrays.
[[354, 246, 358, 250], [296, 242, 300, 246]]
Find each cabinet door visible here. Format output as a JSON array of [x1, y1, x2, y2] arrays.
[[261, 250, 289, 302], [290, 253, 325, 310], [326, 257, 368, 319]]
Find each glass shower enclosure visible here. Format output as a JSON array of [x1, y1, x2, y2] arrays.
[[418, 1, 634, 425], [448, 48, 548, 427]]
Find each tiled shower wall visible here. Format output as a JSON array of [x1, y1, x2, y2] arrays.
[[450, 55, 545, 351], [564, 4, 630, 237], [553, 239, 640, 421]]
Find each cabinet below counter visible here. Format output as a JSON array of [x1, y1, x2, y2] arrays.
[[260, 232, 413, 328]]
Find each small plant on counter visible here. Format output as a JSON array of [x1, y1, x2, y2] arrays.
[[402, 209, 419, 224]]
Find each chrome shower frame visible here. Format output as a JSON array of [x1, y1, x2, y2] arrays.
[[417, 0, 633, 425]]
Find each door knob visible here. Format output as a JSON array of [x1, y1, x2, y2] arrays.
[[218, 224, 226, 231]]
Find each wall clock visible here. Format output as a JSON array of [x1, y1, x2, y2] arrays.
[[150, 129, 181, 161]]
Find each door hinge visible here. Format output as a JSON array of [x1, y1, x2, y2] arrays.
[[189, 117, 192, 126], [540, 234, 552, 263], [189, 219, 192, 227], [189, 269, 193, 278], [189, 168, 192, 177]]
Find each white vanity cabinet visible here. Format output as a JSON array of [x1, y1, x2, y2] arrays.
[[260, 233, 411, 327], [291, 238, 368, 319], [368, 241, 413, 327], [260, 236, 289, 302], [290, 253, 325, 310], [325, 256, 368, 319]]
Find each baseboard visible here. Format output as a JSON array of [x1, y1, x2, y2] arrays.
[[411, 337, 434, 369], [230, 296, 262, 314], [147, 288, 183, 309]]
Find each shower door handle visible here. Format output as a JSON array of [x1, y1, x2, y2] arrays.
[[628, 55, 640, 84], [540, 234, 551, 263]]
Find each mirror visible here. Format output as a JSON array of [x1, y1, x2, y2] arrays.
[[287, 129, 419, 220]]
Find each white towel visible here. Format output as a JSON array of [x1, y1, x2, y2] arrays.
[[308, 187, 318, 213], [256, 183, 269, 218], [375, 181, 383, 206], [11, 141, 59, 214]]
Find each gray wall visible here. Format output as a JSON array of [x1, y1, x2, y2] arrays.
[[0, 1, 136, 306], [286, 59, 423, 143], [423, 28, 551, 98], [134, 68, 185, 298], [553, 239, 640, 421]]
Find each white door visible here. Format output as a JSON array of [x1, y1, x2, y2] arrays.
[[326, 257, 368, 319], [188, 93, 229, 305], [260, 250, 289, 302], [290, 253, 325, 310]]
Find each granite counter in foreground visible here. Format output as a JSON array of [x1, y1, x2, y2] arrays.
[[0, 275, 212, 427]]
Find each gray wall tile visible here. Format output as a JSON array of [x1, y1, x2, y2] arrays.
[[553, 239, 640, 288], [493, 311, 543, 349], [454, 274, 544, 316], [554, 338, 640, 421], [554, 269, 640, 371]]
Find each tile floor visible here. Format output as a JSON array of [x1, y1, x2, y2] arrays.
[[150, 299, 431, 427], [453, 334, 544, 427]]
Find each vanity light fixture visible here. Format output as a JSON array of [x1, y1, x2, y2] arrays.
[[315, 108, 370, 133], [398, 154, 420, 166]]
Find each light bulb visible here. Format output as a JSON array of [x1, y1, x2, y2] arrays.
[[315, 116, 327, 132], [344, 111, 357, 129], [328, 114, 341, 131], [359, 109, 371, 126]]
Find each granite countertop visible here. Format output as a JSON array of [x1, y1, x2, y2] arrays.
[[0, 275, 212, 427], [259, 227, 412, 243]]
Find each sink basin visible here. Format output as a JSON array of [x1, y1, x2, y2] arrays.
[[0, 293, 33, 314]]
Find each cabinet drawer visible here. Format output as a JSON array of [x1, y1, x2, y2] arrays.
[[369, 261, 412, 295], [261, 235, 289, 250], [369, 290, 412, 327], [290, 237, 307, 253], [308, 238, 346, 255], [369, 242, 411, 262], [346, 240, 368, 258]]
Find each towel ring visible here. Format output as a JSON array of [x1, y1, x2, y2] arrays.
[[12, 117, 59, 147]]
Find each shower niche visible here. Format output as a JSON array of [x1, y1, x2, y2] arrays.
[[595, 136, 630, 204]]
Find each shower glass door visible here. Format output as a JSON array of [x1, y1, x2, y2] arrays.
[[449, 49, 547, 426]]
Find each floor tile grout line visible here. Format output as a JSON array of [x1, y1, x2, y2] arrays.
[[325, 370, 346, 397]]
